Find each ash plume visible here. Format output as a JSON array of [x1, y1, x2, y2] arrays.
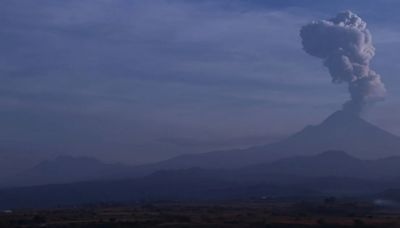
[[300, 11, 386, 114]]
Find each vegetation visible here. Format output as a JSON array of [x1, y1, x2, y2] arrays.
[[0, 200, 398, 227]]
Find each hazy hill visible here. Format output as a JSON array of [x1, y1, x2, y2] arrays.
[[134, 111, 400, 171], [3, 156, 133, 187], [0, 170, 320, 209], [187, 150, 400, 183], [235, 150, 400, 181], [0, 150, 46, 180], [4, 110, 400, 188], [6, 149, 400, 189], [2, 151, 400, 209]]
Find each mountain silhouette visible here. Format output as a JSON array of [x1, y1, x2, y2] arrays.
[[3, 111, 400, 187], [235, 150, 400, 182], [135, 111, 400, 171], [282, 110, 400, 159], [4, 151, 400, 209]]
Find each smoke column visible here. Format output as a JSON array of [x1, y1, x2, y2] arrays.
[[300, 11, 386, 114]]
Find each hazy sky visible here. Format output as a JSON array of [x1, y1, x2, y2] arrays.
[[1, 0, 400, 164]]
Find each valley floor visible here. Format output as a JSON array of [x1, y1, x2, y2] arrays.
[[1, 200, 400, 227]]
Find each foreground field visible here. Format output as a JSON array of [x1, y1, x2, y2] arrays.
[[1, 200, 400, 227]]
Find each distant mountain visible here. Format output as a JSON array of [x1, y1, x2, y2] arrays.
[[0, 150, 46, 180], [6, 149, 400, 189], [136, 150, 400, 198], [233, 150, 400, 182], [3, 156, 133, 187], [4, 150, 400, 209], [0, 173, 390, 210], [376, 189, 400, 203], [0, 168, 321, 209], [280, 111, 400, 159], [133, 111, 400, 171], [239, 150, 363, 177], [3, 110, 400, 188]]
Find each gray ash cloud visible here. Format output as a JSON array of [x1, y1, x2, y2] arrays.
[[300, 11, 386, 114]]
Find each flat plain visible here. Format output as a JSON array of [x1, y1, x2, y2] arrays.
[[1, 200, 399, 228]]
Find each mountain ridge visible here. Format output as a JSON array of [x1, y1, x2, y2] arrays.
[[3, 111, 400, 187], [132, 111, 400, 172], [3, 150, 400, 209], [2, 155, 134, 187]]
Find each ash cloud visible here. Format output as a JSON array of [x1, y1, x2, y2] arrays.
[[300, 11, 386, 114]]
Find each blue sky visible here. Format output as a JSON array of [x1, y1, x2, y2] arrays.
[[1, 0, 400, 163]]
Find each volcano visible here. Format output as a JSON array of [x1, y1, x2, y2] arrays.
[[3, 111, 400, 193], [278, 110, 400, 159], [140, 111, 400, 170]]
